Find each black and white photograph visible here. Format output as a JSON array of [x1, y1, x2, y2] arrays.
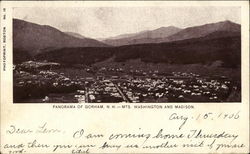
[[13, 6, 241, 103]]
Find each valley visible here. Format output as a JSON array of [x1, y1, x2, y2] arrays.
[[12, 19, 241, 103]]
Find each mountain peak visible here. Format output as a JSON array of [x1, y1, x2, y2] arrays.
[[216, 20, 239, 25], [222, 20, 234, 23], [155, 26, 180, 30], [13, 18, 109, 55], [163, 20, 241, 42], [65, 32, 87, 39]]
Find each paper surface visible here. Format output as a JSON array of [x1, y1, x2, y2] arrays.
[[0, 1, 249, 154]]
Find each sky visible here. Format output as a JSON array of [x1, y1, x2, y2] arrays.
[[13, 7, 241, 39]]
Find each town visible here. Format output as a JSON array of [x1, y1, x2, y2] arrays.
[[13, 61, 239, 103]]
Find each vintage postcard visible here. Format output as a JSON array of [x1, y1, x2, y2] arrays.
[[0, 1, 249, 154]]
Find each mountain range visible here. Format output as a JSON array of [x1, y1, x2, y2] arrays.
[[35, 34, 241, 68], [102, 26, 182, 46], [13, 18, 241, 68], [102, 20, 240, 46]]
